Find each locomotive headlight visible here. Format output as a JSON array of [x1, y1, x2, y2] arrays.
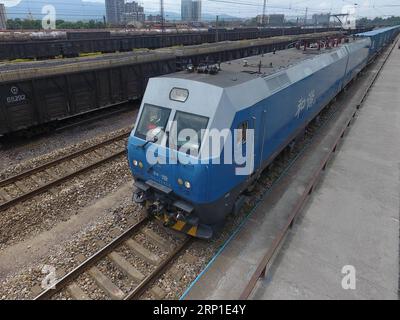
[[133, 160, 138, 167], [139, 162, 144, 169], [184, 181, 191, 189], [178, 178, 184, 186]]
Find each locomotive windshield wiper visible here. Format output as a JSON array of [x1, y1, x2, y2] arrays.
[[140, 136, 158, 149]]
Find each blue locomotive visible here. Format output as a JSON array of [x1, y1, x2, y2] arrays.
[[127, 26, 399, 239]]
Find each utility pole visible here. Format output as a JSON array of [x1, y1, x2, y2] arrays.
[[160, 0, 165, 47], [262, 0, 267, 27], [304, 7, 308, 27], [216, 15, 219, 42]]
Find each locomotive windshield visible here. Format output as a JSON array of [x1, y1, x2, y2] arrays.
[[170, 111, 209, 155], [135, 104, 171, 140]]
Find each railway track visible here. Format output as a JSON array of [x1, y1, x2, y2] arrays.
[[55, 103, 136, 133], [0, 131, 131, 212], [34, 216, 192, 300]]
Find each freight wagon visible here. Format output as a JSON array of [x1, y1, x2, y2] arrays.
[[0, 27, 369, 61], [0, 52, 176, 136]]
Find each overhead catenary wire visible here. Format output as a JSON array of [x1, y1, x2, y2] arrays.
[[3, 0, 400, 21]]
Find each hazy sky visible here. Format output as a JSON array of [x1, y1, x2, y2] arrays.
[[85, 0, 400, 18], [115, 0, 400, 19], [3, 0, 399, 19]]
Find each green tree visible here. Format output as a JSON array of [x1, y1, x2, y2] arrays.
[[6, 18, 105, 30]]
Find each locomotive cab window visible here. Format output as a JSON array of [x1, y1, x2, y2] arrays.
[[135, 104, 171, 141], [170, 111, 209, 156], [237, 121, 248, 144]]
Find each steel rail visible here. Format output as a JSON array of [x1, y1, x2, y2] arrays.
[[0, 132, 130, 187], [34, 216, 150, 300], [0, 133, 130, 212], [239, 37, 399, 300], [35, 216, 192, 301], [0, 150, 126, 211], [55, 106, 135, 133], [125, 237, 193, 300]]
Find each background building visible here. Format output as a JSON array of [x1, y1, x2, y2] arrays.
[[124, 1, 145, 25], [312, 13, 331, 26], [0, 3, 7, 30], [147, 14, 163, 23], [257, 14, 285, 26], [105, 0, 125, 26], [181, 0, 202, 22]]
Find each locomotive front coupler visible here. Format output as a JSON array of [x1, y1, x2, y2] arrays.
[[163, 212, 178, 228], [147, 201, 165, 219], [164, 208, 196, 228]]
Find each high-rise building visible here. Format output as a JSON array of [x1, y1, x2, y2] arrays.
[[0, 3, 7, 30], [105, 0, 125, 26], [124, 1, 145, 25], [181, 0, 202, 22], [181, 0, 191, 21]]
